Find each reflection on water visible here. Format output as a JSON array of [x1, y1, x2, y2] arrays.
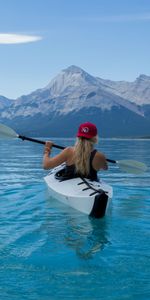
[[64, 216, 110, 260]]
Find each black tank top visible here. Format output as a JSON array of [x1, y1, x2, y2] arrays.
[[64, 149, 98, 181]]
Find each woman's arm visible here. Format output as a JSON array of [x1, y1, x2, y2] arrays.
[[93, 152, 108, 171], [43, 141, 69, 169]]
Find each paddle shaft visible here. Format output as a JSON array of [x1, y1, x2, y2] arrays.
[[18, 135, 65, 150], [106, 158, 116, 163], [18, 135, 116, 164]]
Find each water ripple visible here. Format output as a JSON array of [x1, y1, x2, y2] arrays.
[[0, 139, 150, 299]]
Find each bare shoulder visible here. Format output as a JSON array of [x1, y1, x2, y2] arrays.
[[60, 146, 74, 161], [63, 146, 74, 155], [95, 151, 106, 160], [93, 151, 108, 170]]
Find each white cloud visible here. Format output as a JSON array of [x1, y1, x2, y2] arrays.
[[0, 33, 42, 44]]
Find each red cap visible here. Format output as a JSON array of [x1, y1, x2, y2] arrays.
[[77, 122, 97, 139]]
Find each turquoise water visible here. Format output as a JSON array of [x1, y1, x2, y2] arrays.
[[0, 138, 150, 300]]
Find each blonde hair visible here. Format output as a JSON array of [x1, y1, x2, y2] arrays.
[[74, 136, 98, 176]]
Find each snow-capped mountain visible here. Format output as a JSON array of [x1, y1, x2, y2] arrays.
[[0, 66, 150, 137], [0, 96, 13, 110], [97, 74, 150, 106]]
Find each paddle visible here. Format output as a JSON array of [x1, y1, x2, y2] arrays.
[[0, 123, 64, 149], [0, 123, 147, 174]]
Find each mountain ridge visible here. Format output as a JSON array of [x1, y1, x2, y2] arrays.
[[0, 65, 150, 137]]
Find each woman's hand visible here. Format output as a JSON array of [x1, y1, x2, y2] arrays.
[[44, 141, 53, 155]]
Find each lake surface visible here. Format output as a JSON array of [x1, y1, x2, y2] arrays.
[[0, 138, 150, 300]]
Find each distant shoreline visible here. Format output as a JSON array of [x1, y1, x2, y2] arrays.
[[109, 136, 150, 140], [34, 136, 150, 140]]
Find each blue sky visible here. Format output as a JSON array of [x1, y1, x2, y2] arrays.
[[0, 0, 150, 98]]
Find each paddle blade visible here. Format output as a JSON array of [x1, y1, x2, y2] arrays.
[[0, 123, 18, 139], [117, 159, 147, 174]]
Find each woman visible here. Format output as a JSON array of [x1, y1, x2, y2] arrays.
[[43, 122, 108, 181]]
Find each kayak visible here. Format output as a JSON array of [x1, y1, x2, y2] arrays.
[[44, 164, 113, 218]]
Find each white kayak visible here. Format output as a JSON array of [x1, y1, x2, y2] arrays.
[[44, 164, 113, 218]]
